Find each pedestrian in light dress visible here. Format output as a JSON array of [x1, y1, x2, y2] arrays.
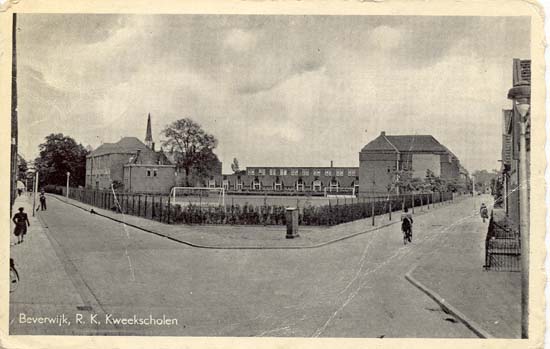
[[12, 207, 30, 244]]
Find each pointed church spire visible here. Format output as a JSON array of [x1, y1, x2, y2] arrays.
[[145, 113, 153, 149]]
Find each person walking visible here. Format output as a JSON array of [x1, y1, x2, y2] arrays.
[[401, 207, 414, 244], [12, 207, 30, 244], [480, 203, 489, 223], [39, 190, 47, 211]]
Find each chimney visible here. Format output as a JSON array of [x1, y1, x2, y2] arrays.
[[152, 142, 155, 152], [330, 160, 333, 168], [381, 131, 386, 136]]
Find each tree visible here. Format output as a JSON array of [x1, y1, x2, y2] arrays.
[[34, 133, 89, 187], [17, 154, 28, 181], [231, 158, 240, 174], [162, 118, 219, 184]]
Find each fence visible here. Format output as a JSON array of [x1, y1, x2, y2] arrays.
[[53, 186, 454, 227], [484, 210, 521, 271]]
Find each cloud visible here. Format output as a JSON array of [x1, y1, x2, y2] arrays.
[[369, 25, 403, 51], [223, 28, 257, 52]]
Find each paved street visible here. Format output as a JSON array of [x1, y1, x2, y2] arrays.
[[9, 195, 492, 337]]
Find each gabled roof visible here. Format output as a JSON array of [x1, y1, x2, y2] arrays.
[[89, 137, 148, 157], [361, 132, 449, 153]]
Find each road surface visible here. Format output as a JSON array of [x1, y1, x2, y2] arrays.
[[10, 195, 485, 337]]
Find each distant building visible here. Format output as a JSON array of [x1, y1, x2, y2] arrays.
[[359, 132, 463, 196], [222, 165, 359, 194], [86, 115, 175, 192], [86, 114, 222, 193]]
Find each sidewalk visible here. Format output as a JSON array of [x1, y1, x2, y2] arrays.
[[50, 193, 459, 249], [9, 194, 85, 334], [407, 198, 521, 338]]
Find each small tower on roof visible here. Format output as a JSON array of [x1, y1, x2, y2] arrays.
[[145, 113, 154, 150]]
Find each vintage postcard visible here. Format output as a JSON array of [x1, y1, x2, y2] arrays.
[[0, 0, 546, 348]]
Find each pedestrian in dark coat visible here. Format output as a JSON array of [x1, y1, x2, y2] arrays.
[[12, 207, 30, 244], [480, 203, 489, 223], [39, 191, 47, 211]]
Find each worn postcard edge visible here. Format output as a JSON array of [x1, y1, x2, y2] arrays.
[[0, 0, 546, 348]]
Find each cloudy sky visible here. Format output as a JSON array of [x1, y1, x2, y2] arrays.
[[16, 14, 530, 173]]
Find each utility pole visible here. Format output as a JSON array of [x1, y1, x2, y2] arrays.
[[32, 171, 38, 216]]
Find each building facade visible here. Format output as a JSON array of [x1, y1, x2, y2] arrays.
[[86, 114, 223, 193], [220, 166, 359, 194], [500, 59, 531, 233], [359, 132, 464, 196]]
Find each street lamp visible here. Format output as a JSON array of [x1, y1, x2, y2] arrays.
[[508, 83, 530, 339], [66, 171, 70, 198]]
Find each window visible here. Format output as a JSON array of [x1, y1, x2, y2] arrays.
[[269, 168, 277, 176], [280, 169, 288, 176], [302, 169, 310, 176], [153, 169, 158, 177], [348, 169, 356, 177], [335, 170, 344, 177], [291, 169, 299, 176], [223, 180, 229, 190], [325, 170, 332, 177], [247, 169, 255, 175], [313, 180, 322, 191], [258, 168, 266, 175], [146, 169, 151, 177], [253, 180, 261, 190], [313, 169, 321, 176]]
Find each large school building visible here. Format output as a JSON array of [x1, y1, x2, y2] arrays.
[[86, 115, 466, 196], [219, 165, 359, 194]]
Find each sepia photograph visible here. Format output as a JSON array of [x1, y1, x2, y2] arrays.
[[2, 1, 546, 348]]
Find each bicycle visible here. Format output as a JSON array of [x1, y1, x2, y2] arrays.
[[403, 227, 412, 245], [10, 258, 19, 293]]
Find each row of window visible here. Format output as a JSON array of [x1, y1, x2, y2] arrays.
[[146, 169, 158, 177], [247, 168, 357, 177]]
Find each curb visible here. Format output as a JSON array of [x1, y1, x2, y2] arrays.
[[49, 194, 400, 250], [50, 194, 460, 251], [404, 266, 494, 339]]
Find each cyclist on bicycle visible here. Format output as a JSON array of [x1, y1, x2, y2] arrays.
[[401, 207, 413, 244]]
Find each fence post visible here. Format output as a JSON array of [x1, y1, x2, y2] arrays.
[[412, 193, 415, 214], [144, 195, 148, 218], [371, 200, 375, 226], [389, 200, 392, 221], [132, 195, 135, 215], [152, 195, 156, 219], [159, 196, 163, 222]]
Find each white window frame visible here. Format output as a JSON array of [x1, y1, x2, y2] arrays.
[[280, 169, 288, 176], [223, 180, 229, 190], [274, 182, 282, 191], [247, 169, 255, 176], [236, 181, 243, 190], [325, 170, 332, 177], [313, 169, 321, 176], [269, 169, 277, 176], [253, 180, 261, 190], [313, 180, 322, 191], [208, 179, 216, 188], [302, 169, 310, 176], [258, 168, 266, 175], [335, 169, 344, 177], [296, 181, 304, 191], [291, 169, 299, 176], [348, 169, 356, 177]]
